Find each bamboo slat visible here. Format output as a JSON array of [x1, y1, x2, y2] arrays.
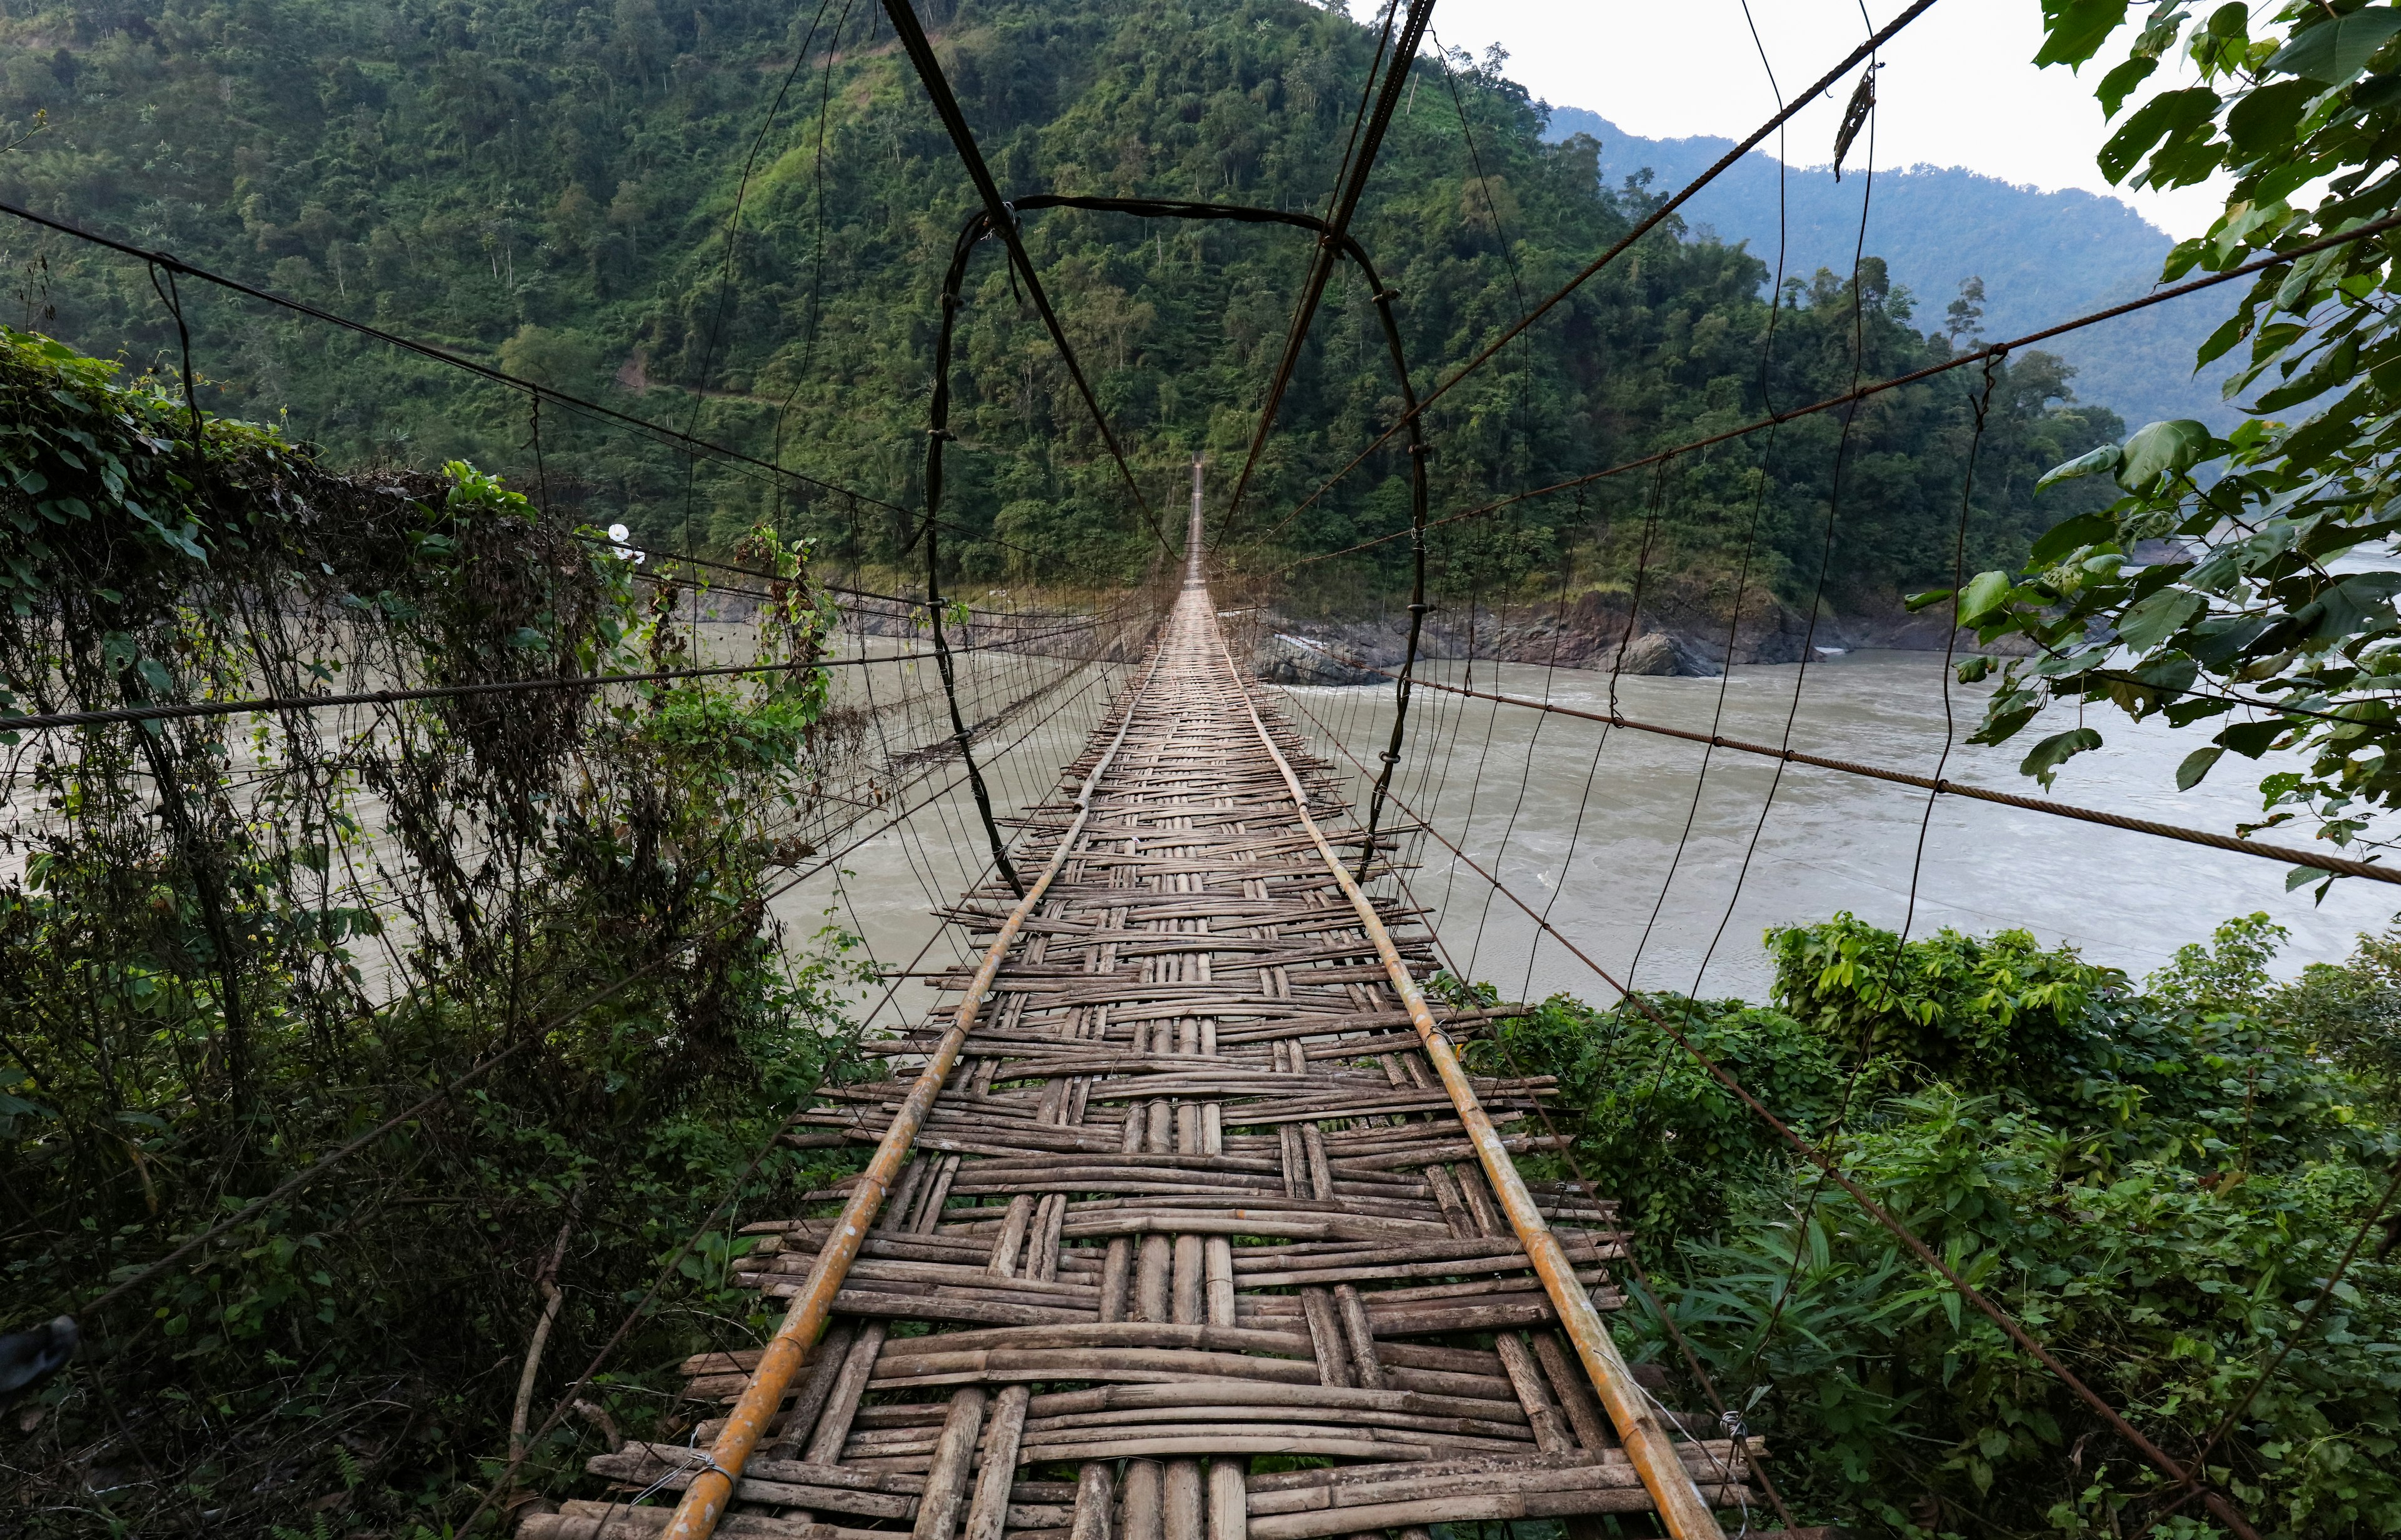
[[536, 585, 1757, 1540]]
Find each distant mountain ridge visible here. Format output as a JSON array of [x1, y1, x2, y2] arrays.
[[1544, 106, 2234, 430]]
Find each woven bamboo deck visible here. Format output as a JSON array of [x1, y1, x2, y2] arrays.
[[522, 563, 1765, 1539]]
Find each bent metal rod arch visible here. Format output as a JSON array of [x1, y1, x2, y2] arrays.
[[914, 194, 1436, 902]]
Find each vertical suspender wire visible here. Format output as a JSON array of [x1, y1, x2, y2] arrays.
[[1708, 41, 1910, 1421], [1521, 476, 1657, 1004], [1358, 23, 1541, 883], [877, 0, 1169, 558], [1429, 27, 1539, 484], [1266, 672, 2259, 1540], [920, 210, 1034, 896], [1688, 49, 1881, 998], [656, 637, 1164, 1540], [1354, 316, 1432, 878], [1464, 541, 1580, 980], [1316, 774, 1802, 1534], [768, 0, 862, 540], [678, 0, 842, 575], [1900, 348, 2003, 943], [1217, 0, 1437, 545], [1618, 0, 1794, 1000]]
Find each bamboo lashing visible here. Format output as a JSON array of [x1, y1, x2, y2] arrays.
[[533, 532, 1759, 1540], [655, 646, 1165, 1540], [1208, 627, 1728, 1540]]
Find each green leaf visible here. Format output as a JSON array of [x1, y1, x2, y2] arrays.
[[2355, 70, 2401, 109], [2301, 570, 2401, 645], [2195, 310, 2250, 368], [2252, 336, 2358, 412], [2097, 88, 2220, 183], [2225, 78, 2321, 155], [2096, 53, 2158, 116], [2117, 588, 2203, 651], [2220, 719, 2283, 758], [1903, 588, 1954, 613], [2177, 744, 2224, 790], [2267, 8, 2401, 84], [2036, 0, 2132, 68], [1958, 570, 2016, 628], [2020, 727, 2105, 788], [2115, 418, 2215, 491], [2030, 508, 2119, 562], [2036, 442, 2123, 493]]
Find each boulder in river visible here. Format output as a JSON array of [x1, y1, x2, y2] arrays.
[[1616, 632, 1721, 677], [1255, 633, 1384, 685]]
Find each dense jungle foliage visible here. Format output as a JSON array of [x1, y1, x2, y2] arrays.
[[1479, 913, 2401, 1539], [0, 0, 2125, 607], [0, 326, 891, 1537]]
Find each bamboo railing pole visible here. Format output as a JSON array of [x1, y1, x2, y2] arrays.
[[660, 640, 1162, 1540], [1209, 622, 1729, 1540]]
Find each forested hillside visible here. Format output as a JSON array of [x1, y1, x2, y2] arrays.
[[0, 0, 2119, 610], [1548, 104, 2232, 431]]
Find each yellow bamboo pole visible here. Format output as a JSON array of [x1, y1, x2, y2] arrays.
[[660, 645, 1161, 1540], [1212, 625, 1731, 1540]]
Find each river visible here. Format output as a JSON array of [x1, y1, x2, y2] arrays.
[[774, 643, 2398, 1029]]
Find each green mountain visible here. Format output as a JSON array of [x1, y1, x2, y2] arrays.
[[1547, 106, 2233, 431], [0, 0, 2118, 607]]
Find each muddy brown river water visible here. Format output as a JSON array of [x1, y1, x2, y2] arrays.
[[775, 643, 2399, 1030]]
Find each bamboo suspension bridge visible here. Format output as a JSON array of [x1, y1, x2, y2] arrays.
[[11, 2, 2368, 1536], [517, 502, 1770, 1540]]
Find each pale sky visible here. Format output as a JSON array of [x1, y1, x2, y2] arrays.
[[1438, 0, 2234, 239]]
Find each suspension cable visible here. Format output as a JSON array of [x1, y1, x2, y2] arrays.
[[1336, 663, 2401, 884], [0, 198, 904, 516], [0, 616, 1113, 736], [875, 0, 1169, 556], [1217, 0, 1436, 546], [1260, 683, 2262, 1539], [1240, 0, 1943, 555], [1286, 208, 2401, 571]]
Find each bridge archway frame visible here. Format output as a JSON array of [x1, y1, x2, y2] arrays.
[[915, 193, 1434, 874]]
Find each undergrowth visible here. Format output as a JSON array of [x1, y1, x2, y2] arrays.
[[0, 326, 877, 1536]]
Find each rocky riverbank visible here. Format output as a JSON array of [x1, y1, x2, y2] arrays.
[[1237, 578, 1976, 685]]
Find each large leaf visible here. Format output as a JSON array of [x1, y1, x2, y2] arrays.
[[2224, 78, 2322, 154], [2096, 54, 2158, 117], [2035, 442, 2122, 493], [2302, 570, 2401, 645], [2113, 419, 2214, 491], [2267, 8, 2401, 83], [2176, 745, 2223, 790], [2019, 727, 2105, 788], [2098, 89, 2220, 183], [2030, 509, 2118, 563], [2116, 589, 2203, 652], [2035, 0, 2132, 68], [1957, 570, 2016, 628]]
